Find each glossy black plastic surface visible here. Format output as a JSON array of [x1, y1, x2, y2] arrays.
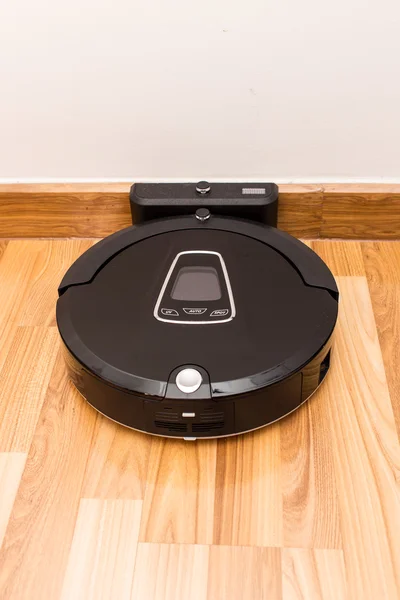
[[57, 213, 338, 437], [62, 339, 331, 438], [57, 217, 338, 396], [58, 216, 338, 299]]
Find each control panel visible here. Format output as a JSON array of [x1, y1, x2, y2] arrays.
[[154, 251, 235, 324]]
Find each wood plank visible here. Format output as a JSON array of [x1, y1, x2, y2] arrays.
[[326, 277, 400, 599], [0, 350, 97, 600], [282, 549, 347, 600], [139, 437, 216, 544], [213, 424, 282, 546], [0, 240, 50, 372], [0, 183, 130, 193], [0, 453, 26, 549], [0, 327, 59, 452], [81, 413, 151, 500], [0, 241, 8, 261], [2, 183, 400, 239], [322, 183, 400, 194], [61, 500, 142, 600], [278, 186, 323, 238], [362, 241, 400, 438], [0, 189, 131, 237], [321, 185, 400, 239], [0, 183, 323, 239], [362, 240, 400, 283], [312, 241, 365, 276], [207, 545, 282, 600], [131, 543, 209, 600], [18, 239, 94, 327], [281, 397, 342, 549]]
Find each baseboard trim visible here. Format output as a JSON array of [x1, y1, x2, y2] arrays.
[[1, 183, 399, 239]]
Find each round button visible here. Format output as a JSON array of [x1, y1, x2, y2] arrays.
[[195, 208, 211, 222], [176, 368, 203, 393], [196, 181, 211, 195]]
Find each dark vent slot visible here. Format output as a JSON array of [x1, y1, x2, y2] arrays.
[[192, 422, 224, 432], [155, 411, 179, 422], [200, 412, 224, 422], [154, 421, 187, 432], [318, 350, 331, 384]]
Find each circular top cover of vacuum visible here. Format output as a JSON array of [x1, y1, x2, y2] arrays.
[[57, 215, 338, 401]]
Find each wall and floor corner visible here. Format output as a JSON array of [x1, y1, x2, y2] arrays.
[[1, 0, 400, 183]]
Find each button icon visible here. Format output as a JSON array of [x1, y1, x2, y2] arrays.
[[210, 309, 229, 317], [183, 308, 207, 315], [161, 308, 179, 316]]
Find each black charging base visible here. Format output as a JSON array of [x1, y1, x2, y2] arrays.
[[130, 181, 279, 227]]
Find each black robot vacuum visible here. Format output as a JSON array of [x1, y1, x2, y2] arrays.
[[56, 182, 338, 439]]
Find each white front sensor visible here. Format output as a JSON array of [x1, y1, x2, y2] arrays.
[[176, 368, 203, 393]]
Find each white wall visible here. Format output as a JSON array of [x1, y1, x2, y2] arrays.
[[1, 0, 399, 182]]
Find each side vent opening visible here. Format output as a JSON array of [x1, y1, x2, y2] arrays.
[[192, 422, 224, 432], [192, 408, 225, 433], [200, 411, 224, 422], [318, 350, 331, 384], [154, 421, 187, 433], [155, 410, 179, 422]]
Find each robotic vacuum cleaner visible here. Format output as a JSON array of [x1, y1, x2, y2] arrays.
[[56, 182, 338, 439]]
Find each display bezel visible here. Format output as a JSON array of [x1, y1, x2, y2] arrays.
[[154, 250, 236, 324]]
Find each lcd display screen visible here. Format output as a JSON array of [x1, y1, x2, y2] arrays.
[[171, 266, 222, 301]]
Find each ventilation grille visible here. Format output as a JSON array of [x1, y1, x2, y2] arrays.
[[318, 350, 331, 384], [193, 408, 225, 432], [155, 411, 179, 422], [242, 187, 266, 195], [154, 421, 187, 432], [154, 407, 226, 434], [192, 421, 224, 432], [200, 411, 224, 422]]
